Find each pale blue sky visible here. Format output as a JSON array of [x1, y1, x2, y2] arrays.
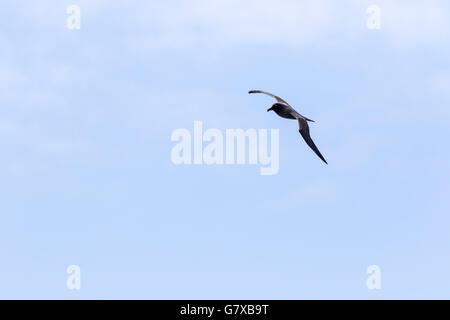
[[1, 0, 450, 299]]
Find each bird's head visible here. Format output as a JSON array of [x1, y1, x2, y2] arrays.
[[267, 104, 276, 112], [267, 103, 280, 112]]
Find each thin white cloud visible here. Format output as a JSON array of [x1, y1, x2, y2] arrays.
[[7, 0, 450, 49], [377, 0, 450, 47], [128, 0, 348, 49], [129, 0, 450, 49]]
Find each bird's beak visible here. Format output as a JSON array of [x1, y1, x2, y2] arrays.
[[267, 108, 272, 112]]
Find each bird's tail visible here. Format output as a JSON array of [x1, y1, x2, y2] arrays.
[[305, 117, 315, 122]]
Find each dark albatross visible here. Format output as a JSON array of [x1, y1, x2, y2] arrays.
[[249, 90, 327, 164]]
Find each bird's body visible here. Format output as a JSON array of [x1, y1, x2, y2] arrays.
[[269, 103, 297, 119], [249, 90, 327, 164]]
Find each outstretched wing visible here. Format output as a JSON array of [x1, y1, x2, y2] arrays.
[[297, 118, 327, 164], [248, 90, 290, 106]]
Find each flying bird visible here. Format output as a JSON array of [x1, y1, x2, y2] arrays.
[[249, 90, 327, 164]]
